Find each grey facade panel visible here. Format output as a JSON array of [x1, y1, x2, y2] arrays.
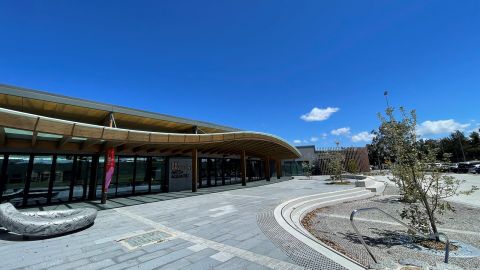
[[168, 158, 192, 192]]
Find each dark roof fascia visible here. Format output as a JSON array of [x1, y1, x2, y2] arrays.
[[0, 83, 240, 132], [295, 145, 316, 149]]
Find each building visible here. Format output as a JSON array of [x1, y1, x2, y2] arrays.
[[0, 84, 300, 207], [282, 145, 370, 176]]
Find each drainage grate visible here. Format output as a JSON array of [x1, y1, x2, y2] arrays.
[[117, 230, 174, 250], [256, 208, 348, 270]]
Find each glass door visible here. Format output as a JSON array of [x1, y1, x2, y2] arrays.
[[25, 155, 53, 206], [134, 157, 149, 194], [151, 157, 165, 193], [117, 156, 134, 196], [51, 155, 74, 203], [71, 156, 92, 201], [199, 158, 208, 188], [3, 154, 30, 207]]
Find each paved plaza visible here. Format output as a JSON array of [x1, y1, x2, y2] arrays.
[[1, 177, 354, 270]]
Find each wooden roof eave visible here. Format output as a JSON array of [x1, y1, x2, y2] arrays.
[[0, 107, 301, 159]]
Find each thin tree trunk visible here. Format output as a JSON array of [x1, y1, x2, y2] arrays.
[[411, 166, 440, 241]]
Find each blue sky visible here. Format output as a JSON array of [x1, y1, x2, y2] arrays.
[[1, 1, 479, 147]]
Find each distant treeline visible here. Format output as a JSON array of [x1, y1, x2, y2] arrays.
[[368, 130, 480, 165]]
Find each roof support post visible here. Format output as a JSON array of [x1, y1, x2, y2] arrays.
[[192, 148, 198, 192], [264, 157, 271, 181], [276, 159, 282, 179], [0, 127, 6, 146], [221, 158, 226, 185], [241, 150, 247, 186]]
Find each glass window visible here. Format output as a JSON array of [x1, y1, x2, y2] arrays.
[[72, 156, 92, 201], [26, 155, 53, 206], [117, 156, 134, 196], [224, 158, 240, 185], [214, 159, 222, 186], [199, 158, 208, 188], [135, 157, 149, 194], [151, 157, 164, 193], [3, 155, 30, 207], [96, 156, 104, 199], [51, 155, 74, 203], [206, 158, 215, 187], [247, 160, 263, 181]]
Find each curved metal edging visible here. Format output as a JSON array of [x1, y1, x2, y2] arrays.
[[350, 207, 449, 264]]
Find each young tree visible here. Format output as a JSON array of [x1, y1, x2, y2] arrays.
[[302, 161, 314, 179], [328, 150, 344, 182], [377, 107, 478, 238], [346, 159, 359, 174]]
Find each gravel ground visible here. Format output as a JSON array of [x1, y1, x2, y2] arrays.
[[303, 185, 480, 269]]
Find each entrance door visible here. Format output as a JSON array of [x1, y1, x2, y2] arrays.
[[117, 156, 134, 196], [25, 155, 54, 206], [135, 157, 149, 194], [151, 157, 165, 193], [71, 156, 92, 201]]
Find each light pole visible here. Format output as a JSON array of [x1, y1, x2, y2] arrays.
[[384, 90, 390, 108], [456, 131, 466, 162]]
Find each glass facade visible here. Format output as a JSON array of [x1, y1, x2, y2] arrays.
[[26, 155, 53, 206], [3, 155, 30, 207], [0, 153, 268, 207], [223, 158, 241, 185], [52, 155, 74, 203], [282, 161, 304, 176], [150, 157, 165, 193], [134, 157, 149, 194], [197, 158, 266, 188], [247, 159, 264, 181], [116, 156, 134, 196], [71, 156, 92, 201]]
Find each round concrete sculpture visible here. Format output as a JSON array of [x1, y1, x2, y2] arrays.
[[0, 203, 97, 237]]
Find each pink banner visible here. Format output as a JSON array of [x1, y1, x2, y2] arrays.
[[104, 148, 115, 192]]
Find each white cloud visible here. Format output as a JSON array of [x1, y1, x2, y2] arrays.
[[310, 137, 319, 142], [469, 123, 480, 134], [416, 119, 470, 136], [300, 107, 339, 122], [331, 127, 351, 136], [351, 131, 376, 143], [321, 133, 328, 139], [293, 139, 302, 144]]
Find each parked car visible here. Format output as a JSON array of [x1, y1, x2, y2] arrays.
[[427, 163, 450, 172], [449, 163, 459, 173], [468, 164, 480, 174], [458, 161, 480, 173]]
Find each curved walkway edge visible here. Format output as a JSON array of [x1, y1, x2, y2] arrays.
[[273, 187, 376, 270]]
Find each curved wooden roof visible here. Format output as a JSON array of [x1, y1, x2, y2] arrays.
[[0, 84, 239, 133], [0, 108, 301, 159]]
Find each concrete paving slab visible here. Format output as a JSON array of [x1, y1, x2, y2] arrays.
[[2, 177, 357, 270]]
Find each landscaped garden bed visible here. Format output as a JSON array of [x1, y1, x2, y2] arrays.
[[302, 186, 480, 270]]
